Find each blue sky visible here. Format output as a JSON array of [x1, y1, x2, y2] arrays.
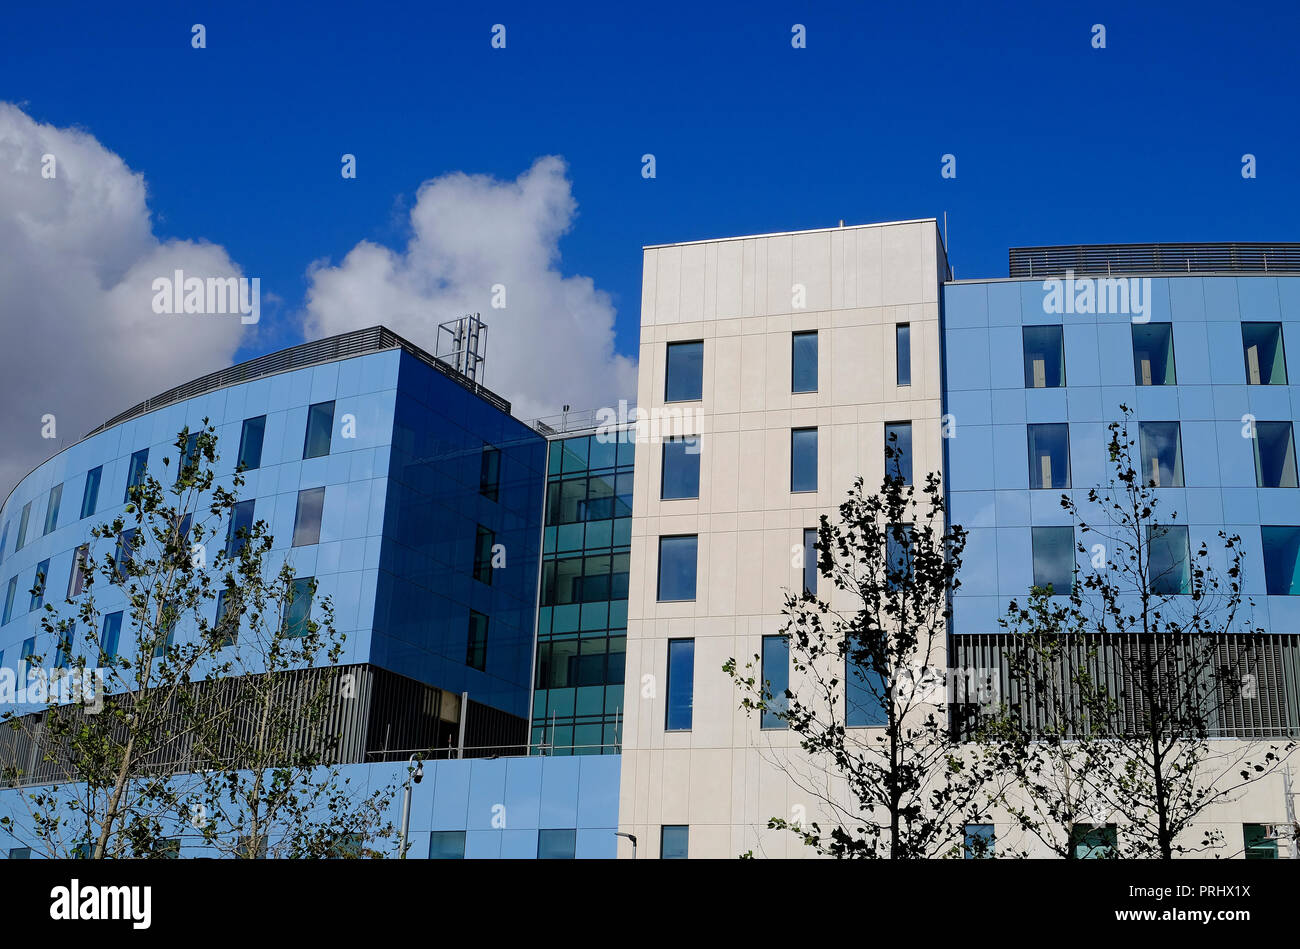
[[3, 0, 1298, 364]]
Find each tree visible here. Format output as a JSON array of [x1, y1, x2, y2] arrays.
[[0, 422, 396, 858], [991, 407, 1296, 859], [724, 444, 1008, 858]]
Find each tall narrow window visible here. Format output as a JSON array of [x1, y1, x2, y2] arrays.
[[43, 484, 62, 535], [1242, 323, 1287, 385], [885, 524, 913, 592], [303, 401, 335, 459], [1023, 325, 1065, 388], [19, 637, 35, 674], [1070, 825, 1117, 860], [30, 560, 50, 611], [1031, 527, 1074, 593], [215, 589, 239, 647], [1243, 823, 1279, 859], [1027, 424, 1071, 489], [792, 330, 818, 393], [292, 487, 325, 547], [114, 529, 136, 581], [1254, 422, 1298, 488], [895, 324, 911, 386], [237, 415, 267, 471], [124, 448, 149, 502], [100, 612, 123, 662], [802, 528, 818, 595], [661, 437, 701, 500], [761, 635, 790, 729], [80, 466, 102, 520], [1138, 422, 1184, 487], [657, 535, 698, 602], [466, 611, 489, 671], [1132, 323, 1176, 385], [176, 432, 200, 482], [154, 600, 179, 657], [665, 340, 704, 402], [67, 545, 89, 598], [2, 576, 17, 624], [1148, 525, 1190, 595], [0, 522, 8, 563], [885, 422, 913, 485], [964, 824, 996, 859], [15, 501, 32, 551], [1261, 526, 1300, 596], [846, 652, 887, 727], [226, 500, 256, 557], [283, 577, 314, 638], [665, 638, 695, 731], [661, 825, 689, 860], [479, 445, 501, 501], [473, 526, 495, 584], [791, 427, 818, 493]]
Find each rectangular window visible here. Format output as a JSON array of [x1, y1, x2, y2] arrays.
[[846, 652, 887, 727], [428, 831, 466, 859], [292, 487, 325, 547], [303, 401, 335, 459], [124, 448, 149, 502], [964, 824, 996, 859], [15, 501, 32, 552], [1261, 526, 1300, 595], [1243, 823, 1279, 860], [1242, 323, 1287, 385], [237, 415, 267, 471], [661, 437, 701, 500], [55, 633, 71, 669], [225, 500, 256, 557], [665, 638, 694, 731], [1031, 526, 1074, 594], [1132, 323, 1176, 385], [19, 637, 35, 678], [283, 577, 314, 638], [1148, 525, 1190, 595], [466, 611, 488, 671], [803, 528, 818, 595], [30, 560, 50, 611], [665, 340, 704, 402], [537, 828, 577, 859], [761, 634, 790, 729], [7, 848, 30, 859], [1022, 325, 1066, 388], [0, 521, 8, 563], [1254, 421, 1298, 488], [661, 825, 689, 860], [2, 577, 17, 624], [479, 445, 501, 501], [657, 535, 698, 602], [884, 422, 913, 485], [791, 427, 818, 493], [214, 589, 238, 647], [67, 544, 89, 598], [154, 600, 178, 658], [1070, 824, 1117, 860], [177, 432, 200, 482], [100, 611, 123, 662], [114, 529, 136, 581], [80, 466, 102, 520], [792, 330, 818, 393], [884, 523, 913, 592], [473, 525, 495, 584], [895, 324, 911, 386], [1027, 423, 1071, 489], [1138, 422, 1185, 487], [43, 484, 62, 535]]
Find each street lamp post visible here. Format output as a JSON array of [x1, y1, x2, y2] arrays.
[[615, 831, 637, 860], [398, 754, 424, 859]]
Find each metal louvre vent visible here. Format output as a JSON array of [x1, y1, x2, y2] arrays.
[[85, 324, 511, 437], [1008, 242, 1300, 278]]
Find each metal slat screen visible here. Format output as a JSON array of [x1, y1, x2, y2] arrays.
[[1009, 242, 1300, 278]]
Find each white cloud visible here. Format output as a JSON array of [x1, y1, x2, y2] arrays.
[[303, 155, 637, 422], [0, 103, 247, 497]]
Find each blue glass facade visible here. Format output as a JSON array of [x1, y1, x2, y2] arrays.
[[942, 275, 1300, 636]]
